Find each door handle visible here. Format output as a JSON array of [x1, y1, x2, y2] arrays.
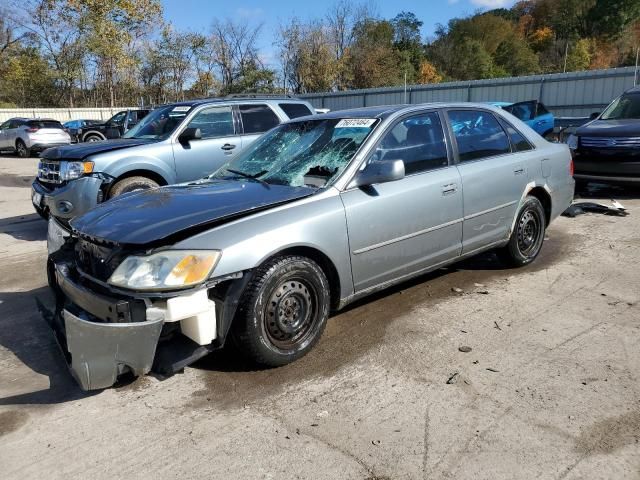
[[441, 183, 457, 195], [221, 143, 236, 151], [514, 168, 525, 175]]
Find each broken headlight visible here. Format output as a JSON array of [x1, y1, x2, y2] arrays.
[[108, 250, 221, 291]]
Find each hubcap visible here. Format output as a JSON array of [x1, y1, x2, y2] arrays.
[[517, 210, 540, 256], [265, 279, 315, 349], [87, 137, 99, 142]]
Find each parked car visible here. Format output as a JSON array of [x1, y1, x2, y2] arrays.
[[0, 118, 71, 157], [31, 97, 316, 220], [63, 119, 102, 143], [45, 103, 574, 390], [74, 109, 151, 143], [490, 101, 555, 138], [567, 86, 640, 185]]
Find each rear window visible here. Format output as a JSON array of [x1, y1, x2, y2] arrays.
[[279, 103, 313, 119], [28, 120, 63, 129], [239, 104, 280, 134]]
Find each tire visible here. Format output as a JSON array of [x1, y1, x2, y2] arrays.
[[84, 134, 103, 142], [232, 255, 330, 367], [16, 139, 30, 158], [108, 176, 159, 198], [498, 196, 546, 267]]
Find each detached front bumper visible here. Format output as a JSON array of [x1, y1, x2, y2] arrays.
[[32, 176, 105, 220], [51, 261, 164, 390]]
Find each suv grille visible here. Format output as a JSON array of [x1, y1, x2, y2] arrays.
[[580, 137, 640, 148], [37, 160, 63, 184], [75, 239, 124, 281]]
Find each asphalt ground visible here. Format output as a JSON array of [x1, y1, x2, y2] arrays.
[[1, 154, 639, 479]]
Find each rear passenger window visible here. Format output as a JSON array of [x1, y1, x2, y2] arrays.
[[504, 124, 533, 152], [448, 110, 511, 162], [239, 104, 280, 134], [187, 106, 234, 138], [279, 103, 312, 119], [374, 112, 448, 175]]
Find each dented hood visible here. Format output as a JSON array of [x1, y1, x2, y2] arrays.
[[70, 180, 315, 246], [41, 138, 155, 161]]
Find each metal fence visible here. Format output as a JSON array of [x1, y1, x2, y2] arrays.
[[300, 66, 639, 118], [0, 107, 133, 123]]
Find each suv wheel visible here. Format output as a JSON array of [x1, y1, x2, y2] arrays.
[[84, 134, 103, 142], [233, 255, 330, 367], [16, 139, 30, 158], [108, 176, 159, 198], [498, 196, 546, 267]]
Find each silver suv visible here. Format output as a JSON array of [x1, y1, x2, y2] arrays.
[[0, 118, 71, 157], [46, 103, 574, 390], [31, 96, 315, 220]]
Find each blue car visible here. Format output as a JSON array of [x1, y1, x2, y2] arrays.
[[489, 101, 554, 138]]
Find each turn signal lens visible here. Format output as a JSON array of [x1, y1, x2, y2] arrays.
[[83, 161, 94, 174]]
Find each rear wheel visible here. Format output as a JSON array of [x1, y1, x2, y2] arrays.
[[232, 255, 330, 367], [84, 134, 103, 142], [108, 176, 159, 198], [498, 196, 546, 267], [15, 139, 30, 158]]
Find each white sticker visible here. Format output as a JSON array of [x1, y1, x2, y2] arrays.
[[172, 106, 191, 112], [335, 118, 376, 128]]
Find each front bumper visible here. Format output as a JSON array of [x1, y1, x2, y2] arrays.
[[573, 148, 640, 183], [32, 176, 104, 220]]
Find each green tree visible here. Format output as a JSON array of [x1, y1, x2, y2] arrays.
[[348, 19, 402, 88], [566, 38, 592, 71], [495, 38, 540, 76]]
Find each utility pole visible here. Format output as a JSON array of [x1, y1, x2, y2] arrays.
[[635, 47, 639, 87], [404, 71, 407, 104], [563, 41, 569, 73]]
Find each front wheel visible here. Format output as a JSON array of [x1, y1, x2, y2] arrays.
[[498, 196, 546, 267], [108, 176, 159, 198], [16, 140, 30, 158], [232, 255, 330, 367]]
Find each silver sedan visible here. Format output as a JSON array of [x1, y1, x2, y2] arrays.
[[47, 103, 574, 389]]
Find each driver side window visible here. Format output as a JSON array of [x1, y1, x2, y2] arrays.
[[373, 112, 448, 175]]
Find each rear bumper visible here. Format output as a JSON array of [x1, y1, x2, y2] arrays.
[[29, 142, 71, 152], [32, 176, 104, 220]]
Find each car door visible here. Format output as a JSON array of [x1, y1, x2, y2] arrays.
[[172, 105, 239, 182], [341, 111, 463, 292], [532, 102, 553, 136], [447, 109, 530, 254], [0, 120, 10, 148], [237, 104, 282, 149]]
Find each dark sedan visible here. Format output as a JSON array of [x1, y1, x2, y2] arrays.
[[569, 87, 640, 185]]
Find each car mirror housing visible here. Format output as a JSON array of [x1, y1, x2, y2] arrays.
[[353, 159, 405, 188], [179, 127, 202, 144]]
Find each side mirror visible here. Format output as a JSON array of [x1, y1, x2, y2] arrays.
[[589, 112, 600, 120], [179, 127, 202, 144], [354, 159, 405, 187]]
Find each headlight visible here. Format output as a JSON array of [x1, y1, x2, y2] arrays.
[[60, 161, 94, 180], [566, 134, 578, 150], [108, 250, 221, 290]]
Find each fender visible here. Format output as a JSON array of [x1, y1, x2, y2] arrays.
[[103, 156, 176, 186], [508, 181, 552, 237]]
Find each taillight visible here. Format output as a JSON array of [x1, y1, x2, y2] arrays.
[[569, 158, 574, 176], [27, 127, 39, 133]]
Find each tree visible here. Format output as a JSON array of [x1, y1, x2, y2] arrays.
[[495, 38, 540, 76], [348, 19, 402, 88], [566, 38, 592, 71], [417, 60, 442, 84], [587, 0, 640, 39]]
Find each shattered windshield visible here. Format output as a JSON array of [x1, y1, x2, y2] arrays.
[[211, 118, 378, 188], [123, 104, 192, 140], [601, 94, 640, 120]]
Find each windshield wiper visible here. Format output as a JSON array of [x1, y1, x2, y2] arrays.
[[225, 168, 270, 188]]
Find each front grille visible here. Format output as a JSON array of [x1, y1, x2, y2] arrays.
[[38, 160, 63, 184], [75, 238, 125, 282], [580, 136, 640, 148]]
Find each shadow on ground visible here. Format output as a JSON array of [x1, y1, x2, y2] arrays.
[[0, 213, 47, 242]]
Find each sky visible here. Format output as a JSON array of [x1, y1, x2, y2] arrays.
[[162, 0, 517, 68]]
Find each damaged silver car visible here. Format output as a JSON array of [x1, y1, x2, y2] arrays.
[[46, 103, 574, 390]]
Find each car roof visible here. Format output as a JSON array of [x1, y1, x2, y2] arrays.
[[304, 102, 507, 122], [159, 96, 312, 109], [625, 86, 640, 94]]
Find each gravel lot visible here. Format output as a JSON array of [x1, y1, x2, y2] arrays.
[[1, 154, 639, 480]]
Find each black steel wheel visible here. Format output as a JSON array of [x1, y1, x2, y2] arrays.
[[499, 196, 546, 267], [233, 255, 330, 366]]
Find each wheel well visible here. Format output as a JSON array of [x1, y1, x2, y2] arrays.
[[528, 187, 551, 225], [270, 246, 341, 310], [113, 169, 168, 187]]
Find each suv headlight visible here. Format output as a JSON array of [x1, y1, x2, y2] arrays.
[[566, 134, 578, 150], [60, 161, 94, 180], [108, 250, 221, 291]]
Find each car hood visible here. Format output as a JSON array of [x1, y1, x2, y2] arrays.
[[70, 180, 316, 246], [40, 138, 155, 161], [576, 119, 640, 137]]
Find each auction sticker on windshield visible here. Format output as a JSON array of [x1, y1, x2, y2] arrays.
[[172, 106, 191, 113], [336, 119, 376, 128]]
